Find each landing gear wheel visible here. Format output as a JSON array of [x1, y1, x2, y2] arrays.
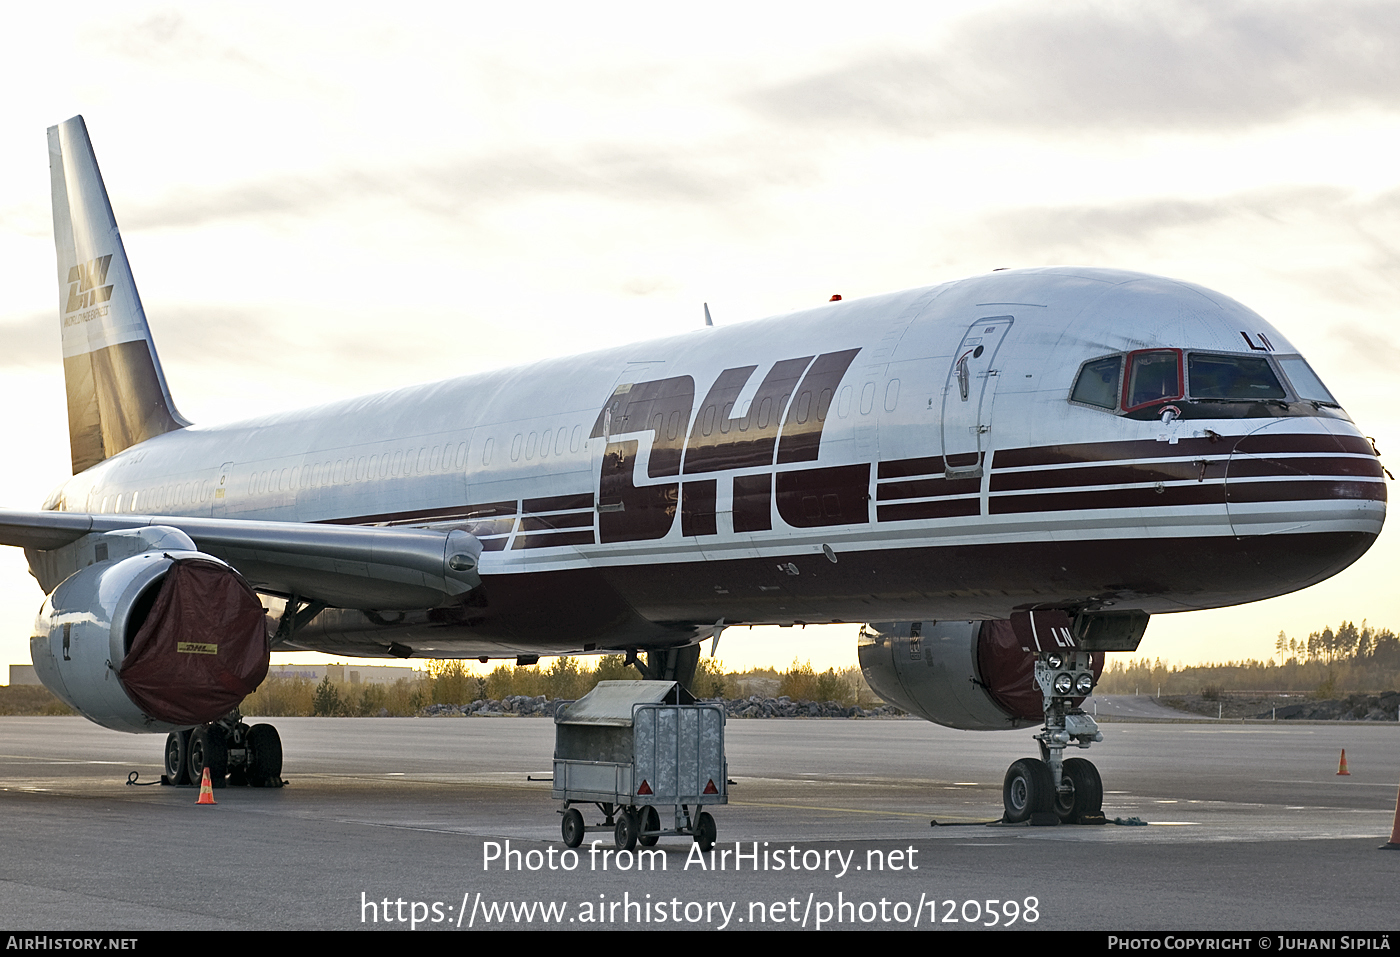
[[246, 724, 283, 787], [562, 808, 585, 848], [1054, 757, 1104, 824], [694, 811, 717, 852], [164, 730, 191, 785], [1003, 758, 1054, 823], [614, 808, 639, 851], [188, 725, 229, 789], [638, 806, 660, 847]]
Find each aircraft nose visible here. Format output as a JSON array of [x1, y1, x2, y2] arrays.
[[1225, 422, 1385, 584]]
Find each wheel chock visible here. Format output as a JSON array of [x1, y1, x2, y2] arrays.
[[196, 767, 217, 805], [1337, 749, 1351, 776]]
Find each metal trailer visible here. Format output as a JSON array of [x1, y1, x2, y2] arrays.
[[552, 680, 727, 851]]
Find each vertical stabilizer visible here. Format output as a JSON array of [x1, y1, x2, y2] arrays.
[[49, 116, 188, 475]]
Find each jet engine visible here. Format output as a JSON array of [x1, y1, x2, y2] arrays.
[[28, 526, 270, 733], [857, 620, 1103, 730]]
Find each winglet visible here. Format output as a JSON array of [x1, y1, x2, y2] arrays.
[[49, 116, 187, 475]]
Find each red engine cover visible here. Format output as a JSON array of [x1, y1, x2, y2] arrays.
[[118, 559, 269, 725]]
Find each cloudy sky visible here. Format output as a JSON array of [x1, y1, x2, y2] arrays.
[[1, 0, 1398, 676]]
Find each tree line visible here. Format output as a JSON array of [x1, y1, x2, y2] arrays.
[[1096, 621, 1400, 697], [241, 655, 881, 717]]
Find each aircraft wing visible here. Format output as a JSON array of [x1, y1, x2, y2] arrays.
[[0, 508, 483, 610]]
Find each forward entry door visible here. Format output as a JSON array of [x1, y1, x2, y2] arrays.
[[941, 317, 1013, 477]]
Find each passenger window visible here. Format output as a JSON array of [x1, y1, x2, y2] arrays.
[[795, 390, 811, 424], [837, 385, 852, 418], [1187, 354, 1285, 400], [884, 379, 900, 412], [1124, 350, 1182, 411], [860, 382, 875, 415], [1071, 355, 1122, 410]]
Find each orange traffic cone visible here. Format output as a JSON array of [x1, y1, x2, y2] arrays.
[[196, 767, 217, 805], [1337, 750, 1351, 776], [1377, 777, 1400, 850]]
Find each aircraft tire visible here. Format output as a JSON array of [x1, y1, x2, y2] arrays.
[[164, 730, 190, 785], [562, 808, 585, 848], [1055, 757, 1103, 823], [1002, 758, 1054, 823], [614, 808, 639, 851], [246, 724, 283, 787], [189, 725, 229, 789], [638, 805, 660, 847]]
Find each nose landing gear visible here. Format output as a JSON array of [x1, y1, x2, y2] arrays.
[[1001, 650, 1106, 825]]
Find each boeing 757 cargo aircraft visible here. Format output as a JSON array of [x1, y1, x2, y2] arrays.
[[0, 116, 1385, 825]]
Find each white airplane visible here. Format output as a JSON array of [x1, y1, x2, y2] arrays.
[[0, 116, 1385, 824]]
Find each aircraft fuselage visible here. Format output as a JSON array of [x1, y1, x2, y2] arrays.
[[38, 267, 1386, 658]]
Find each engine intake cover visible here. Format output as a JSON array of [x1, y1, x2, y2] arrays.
[[118, 558, 269, 726], [31, 549, 269, 733]]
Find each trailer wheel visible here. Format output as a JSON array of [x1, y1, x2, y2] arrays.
[[695, 811, 716, 852], [615, 808, 639, 851], [562, 808, 585, 848], [638, 806, 660, 847]]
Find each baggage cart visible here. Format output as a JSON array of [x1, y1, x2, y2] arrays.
[[552, 680, 726, 851]]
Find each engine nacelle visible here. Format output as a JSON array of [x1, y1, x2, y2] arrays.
[[858, 620, 1103, 731], [30, 528, 270, 733]]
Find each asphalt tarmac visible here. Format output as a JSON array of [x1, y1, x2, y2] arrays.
[[1, 714, 1397, 932]]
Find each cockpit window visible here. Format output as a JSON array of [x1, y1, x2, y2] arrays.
[[1187, 354, 1285, 400], [1276, 355, 1339, 405], [1070, 355, 1122, 410], [1123, 349, 1183, 411]]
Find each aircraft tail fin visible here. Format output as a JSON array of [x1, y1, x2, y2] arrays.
[[49, 116, 188, 475]]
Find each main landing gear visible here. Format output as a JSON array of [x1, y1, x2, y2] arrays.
[[1001, 651, 1105, 826], [163, 711, 284, 789]]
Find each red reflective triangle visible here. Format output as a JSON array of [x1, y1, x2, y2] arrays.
[[703, 779, 718, 795], [637, 779, 653, 795]]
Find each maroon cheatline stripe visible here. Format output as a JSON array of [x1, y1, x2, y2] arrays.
[[877, 499, 981, 522], [877, 475, 982, 501], [877, 455, 946, 480], [519, 512, 596, 532], [988, 479, 1384, 515], [510, 530, 597, 550], [523, 492, 595, 513], [1223, 479, 1386, 504], [991, 460, 1223, 492], [989, 484, 1226, 514], [1235, 433, 1374, 456], [989, 455, 1383, 493], [990, 433, 1374, 470], [1228, 456, 1384, 479], [321, 500, 517, 526]]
